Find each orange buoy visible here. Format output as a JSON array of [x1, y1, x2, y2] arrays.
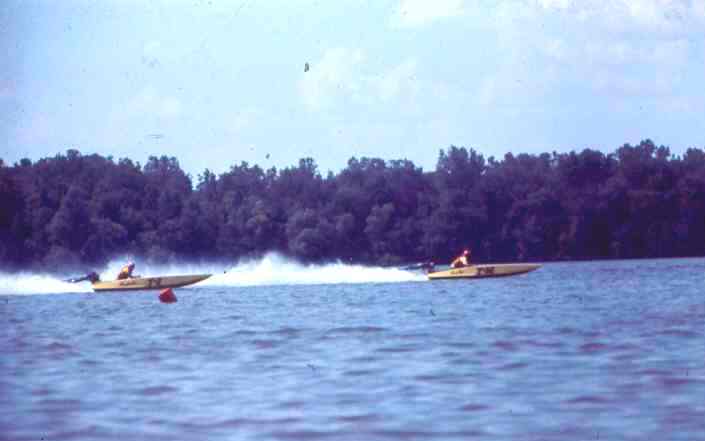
[[159, 288, 177, 303]]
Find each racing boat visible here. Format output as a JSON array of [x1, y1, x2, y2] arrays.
[[91, 274, 211, 292], [427, 263, 540, 280]]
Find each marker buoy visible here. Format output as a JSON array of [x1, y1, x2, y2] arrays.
[[159, 288, 177, 303]]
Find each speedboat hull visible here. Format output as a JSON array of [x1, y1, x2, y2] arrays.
[[92, 274, 211, 292], [427, 263, 540, 280]]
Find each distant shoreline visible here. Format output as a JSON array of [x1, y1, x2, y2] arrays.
[[2, 139, 704, 271]]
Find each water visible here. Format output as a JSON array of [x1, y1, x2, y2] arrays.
[[2, 257, 704, 440]]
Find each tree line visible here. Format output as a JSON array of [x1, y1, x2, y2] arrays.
[[2, 139, 705, 272]]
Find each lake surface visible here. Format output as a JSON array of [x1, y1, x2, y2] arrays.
[[2, 258, 704, 440]]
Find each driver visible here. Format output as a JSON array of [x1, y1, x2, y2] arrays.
[[451, 249, 471, 268], [117, 262, 136, 280]]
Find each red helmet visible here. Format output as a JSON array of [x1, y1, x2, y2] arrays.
[[463, 249, 470, 256]]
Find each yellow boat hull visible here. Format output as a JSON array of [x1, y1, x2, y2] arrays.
[[92, 274, 211, 292], [427, 263, 540, 280]]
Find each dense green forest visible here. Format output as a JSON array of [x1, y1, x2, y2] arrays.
[[2, 139, 705, 271]]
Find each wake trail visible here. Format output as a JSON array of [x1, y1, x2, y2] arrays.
[[0, 273, 93, 296], [0, 253, 426, 295], [203, 254, 427, 287]]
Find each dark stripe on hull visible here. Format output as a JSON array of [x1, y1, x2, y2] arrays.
[[428, 269, 535, 280], [93, 281, 207, 292]]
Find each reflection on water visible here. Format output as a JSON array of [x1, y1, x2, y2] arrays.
[[2, 258, 704, 440]]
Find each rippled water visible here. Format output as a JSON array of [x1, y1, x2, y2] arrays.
[[2, 258, 704, 440]]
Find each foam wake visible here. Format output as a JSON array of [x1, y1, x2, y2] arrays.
[[203, 253, 426, 287], [0, 253, 426, 295], [0, 273, 93, 295]]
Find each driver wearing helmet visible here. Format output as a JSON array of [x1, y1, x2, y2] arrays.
[[117, 261, 136, 280], [451, 249, 471, 268]]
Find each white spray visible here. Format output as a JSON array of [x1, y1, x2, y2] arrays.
[[0, 253, 426, 295]]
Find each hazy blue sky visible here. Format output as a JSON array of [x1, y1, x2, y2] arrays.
[[2, 0, 704, 178]]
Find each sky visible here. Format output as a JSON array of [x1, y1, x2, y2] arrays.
[[2, 0, 705, 179]]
